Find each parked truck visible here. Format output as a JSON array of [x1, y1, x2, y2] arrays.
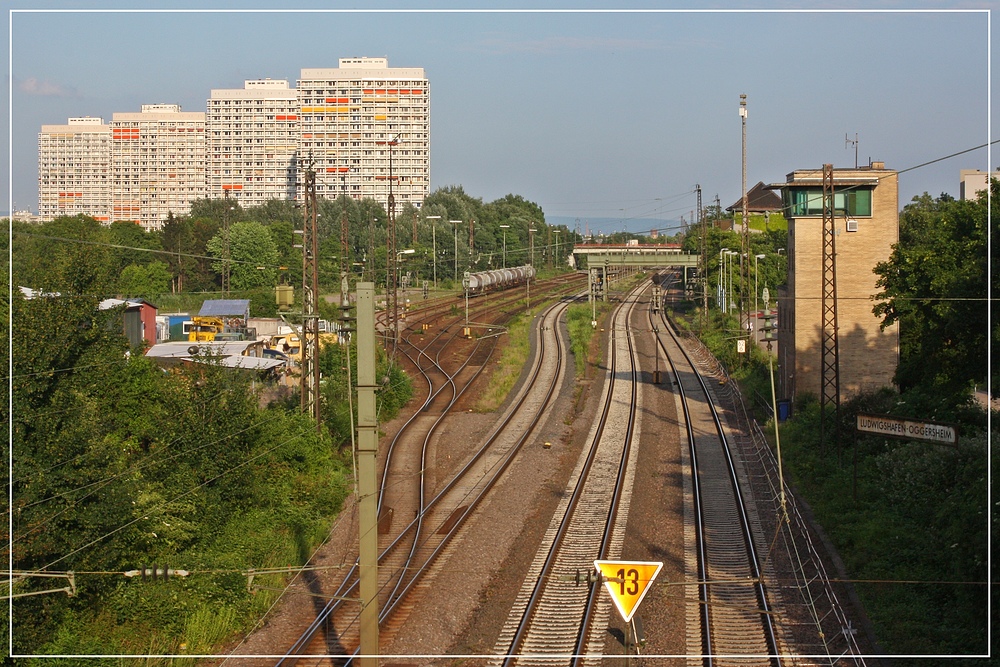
[[185, 316, 256, 342]]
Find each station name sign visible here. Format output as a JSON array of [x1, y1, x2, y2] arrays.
[[856, 413, 957, 446]]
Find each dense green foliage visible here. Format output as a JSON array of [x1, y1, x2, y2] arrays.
[[691, 312, 990, 660], [872, 184, 996, 393], [10, 290, 352, 658], [12, 188, 576, 306], [7, 190, 457, 657], [779, 394, 989, 662], [205, 220, 281, 290]]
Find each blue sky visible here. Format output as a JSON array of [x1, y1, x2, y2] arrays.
[[4, 2, 995, 236]]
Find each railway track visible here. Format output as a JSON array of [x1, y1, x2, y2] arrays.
[[664, 300, 869, 663], [252, 270, 866, 666], [274, 280, 583, 665], [651, 299, 781, 666], [490, 280, 647, 666]]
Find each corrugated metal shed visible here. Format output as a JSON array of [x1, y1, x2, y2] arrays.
[[198, 299, 251, 318]]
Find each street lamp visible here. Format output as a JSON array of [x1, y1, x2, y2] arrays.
[[426, 215, 441, 290], [754, 253, 765, 341], [529, 227, 537, 268], [553, 229, 561, 270], [726, 250, 739, 315], [450, 220, 462, 283], [718, 247, 729, 310], [499, 224, 510, 268]]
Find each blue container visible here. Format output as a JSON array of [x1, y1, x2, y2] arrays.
[[777, 399, 792, 422]]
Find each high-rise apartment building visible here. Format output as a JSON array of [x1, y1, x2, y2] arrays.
[[38, 117, 111, 222], [207, 79, 299, 207], [297, 58, 430, 209], [111, 104, 206, 230], [35, 58, 430, 225]]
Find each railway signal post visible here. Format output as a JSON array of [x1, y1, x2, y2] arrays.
[[356, 283, 380, 666]]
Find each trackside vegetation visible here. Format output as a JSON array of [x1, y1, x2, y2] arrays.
[[676, 183, 996, 662], [7, 186, 566, 659], [7, 288, 407, 661], [10, 291, 351, 659]]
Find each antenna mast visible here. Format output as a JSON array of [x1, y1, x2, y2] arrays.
[[845, 133, 859, 169]]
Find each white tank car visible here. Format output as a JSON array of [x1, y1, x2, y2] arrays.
[[466, 265, 536, 295]]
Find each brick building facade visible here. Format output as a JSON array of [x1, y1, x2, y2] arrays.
[[772, 161, 900, 403]]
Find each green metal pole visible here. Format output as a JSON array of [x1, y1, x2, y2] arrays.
[[355, 282, 379, 666]]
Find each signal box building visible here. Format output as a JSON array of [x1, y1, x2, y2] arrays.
[[771, 161, 899, 404]]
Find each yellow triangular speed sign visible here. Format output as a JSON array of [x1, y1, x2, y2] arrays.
[[594, 560, 663, 622]]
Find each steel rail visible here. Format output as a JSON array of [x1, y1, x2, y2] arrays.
[[499, 282, 645, 665], [275, 290, 577, 665], [654, 286, 781, 666]]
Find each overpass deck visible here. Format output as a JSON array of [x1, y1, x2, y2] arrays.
[[573, 243, 700, 268]]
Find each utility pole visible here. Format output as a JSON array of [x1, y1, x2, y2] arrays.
[[385, 136, 399, 349], [341, 175, 350, 288], [739, 93, 750, 336], [222, 191, 232, 296], [300, 158, 321, 429], [529, 226, 536, 269], [500, 224, 509, 268], [355, 282, 379, 667], [553, 229, 561, 270], [697, 183, 706, 327], [451, 219, 461, 283], [426, 215, 441, 290]]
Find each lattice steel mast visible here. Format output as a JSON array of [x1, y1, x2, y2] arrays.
[[820, 163, 841, 455], [300, 158, 321, 428]]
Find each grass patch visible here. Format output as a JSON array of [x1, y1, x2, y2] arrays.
[[566, 300, 613, 378], [473, 301, 548, 412]]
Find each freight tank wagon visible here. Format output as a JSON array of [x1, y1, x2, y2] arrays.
[[465, 265, 536, 296]]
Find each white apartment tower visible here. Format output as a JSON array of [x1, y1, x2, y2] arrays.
[[36, 59, 430, 224], [207, 79, 299, 207], [297, 58, 429, 208], [111, 104, 206, 230], [38, 117, 111, 222]]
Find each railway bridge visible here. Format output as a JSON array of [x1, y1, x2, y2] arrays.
[[572, 243, 701, 301]]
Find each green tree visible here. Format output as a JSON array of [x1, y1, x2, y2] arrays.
[[107, 220, 161, 275], [11, 287, 351, 654], [872, 183, 994, 394], [206, 220, 280, 290], [117, 260, 172, 301], [12, 215, 117, 296]]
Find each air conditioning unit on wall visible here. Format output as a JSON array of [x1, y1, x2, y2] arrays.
[[846, 219, 859, 232]]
